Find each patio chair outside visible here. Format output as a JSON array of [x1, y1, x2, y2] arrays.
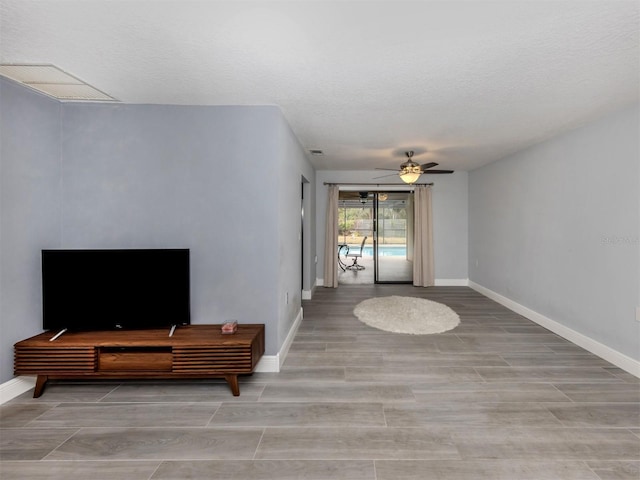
[[346, 236, 367, 270]]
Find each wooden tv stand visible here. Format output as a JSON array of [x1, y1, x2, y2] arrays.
[[14, 324, 264, 398]]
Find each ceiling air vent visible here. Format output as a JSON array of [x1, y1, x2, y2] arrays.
[[0, 64, 117, 102], [309, 149, 324, 156]]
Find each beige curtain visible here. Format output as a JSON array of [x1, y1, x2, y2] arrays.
[[413, 185, 434, 287], [323, 185, 340, 288]]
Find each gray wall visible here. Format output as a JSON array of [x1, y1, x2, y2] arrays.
[[60, 103, 284, 356], [469, 104, 640, 360], [275, 111, 316, 346], [0, 78, 62, 382], [0, 80, 315, 383], [315, 170, 468, 283]]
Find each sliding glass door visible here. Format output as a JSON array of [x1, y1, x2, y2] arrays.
[[374, 192, 413, 283], [337, 190, 412, 284]]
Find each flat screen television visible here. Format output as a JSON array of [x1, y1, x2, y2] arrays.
[[42, 249, 190, 332]]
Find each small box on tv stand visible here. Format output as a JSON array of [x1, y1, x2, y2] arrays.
[[221, 320, 238, 334]]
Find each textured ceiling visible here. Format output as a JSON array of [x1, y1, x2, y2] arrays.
[[1, 1, 638, 171]]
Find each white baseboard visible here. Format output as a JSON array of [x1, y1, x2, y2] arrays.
[[302, 278, 318, 300], [469, 280, 640, 378], [316, 277, 324, 288], [0, 376, 36, 405], [254, 355, 279, 373], [435, 278, 469, 286], [254, 306, 304, 373], [278, 306, 303, 369]]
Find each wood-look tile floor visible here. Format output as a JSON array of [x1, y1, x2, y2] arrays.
[[1, 286, 639, 479]]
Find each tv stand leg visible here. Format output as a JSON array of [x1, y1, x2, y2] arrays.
[[33, 375, 48, 398], [224, 374, 240, 396]]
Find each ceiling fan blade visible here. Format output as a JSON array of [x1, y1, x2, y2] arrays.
[[372, 173, 399, 179], [422, 169, 454, 174], [419, 162, 439, 170], [375, 167, 401, 171]]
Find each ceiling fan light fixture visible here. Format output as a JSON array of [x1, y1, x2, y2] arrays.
[[399, 161, 421, 184]]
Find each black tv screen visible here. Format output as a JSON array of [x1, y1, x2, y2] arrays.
[[42, 249, 190, 332]]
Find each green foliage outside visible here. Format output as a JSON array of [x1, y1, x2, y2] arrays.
[[339, 206, 408, 245]]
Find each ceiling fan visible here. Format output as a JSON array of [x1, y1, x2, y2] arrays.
[[375, 151, 454, 184]]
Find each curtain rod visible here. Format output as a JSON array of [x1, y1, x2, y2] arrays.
[[323, 182, 433, 186]]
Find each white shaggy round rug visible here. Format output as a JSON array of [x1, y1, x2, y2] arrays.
[[353, 296, 460, 335]]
